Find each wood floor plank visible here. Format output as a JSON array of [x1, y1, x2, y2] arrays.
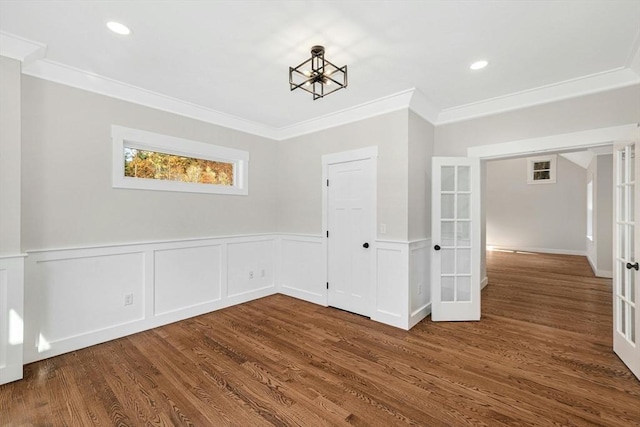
[[2, 250, 640, 426]]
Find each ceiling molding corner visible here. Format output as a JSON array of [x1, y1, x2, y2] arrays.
[[408, 88, 439, 125], [275, 89, 415, 140], [436, 68, 640, 126], [0, 31, 46, 64]]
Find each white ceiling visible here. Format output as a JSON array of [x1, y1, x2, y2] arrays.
[[1, 0, 639, 137]]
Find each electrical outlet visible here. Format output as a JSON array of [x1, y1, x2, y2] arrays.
[[249, 271, 254, 279], [418, 284, 422, 295], [124, 293, 133, 306], [261, 269, 265, 278], [380, 223, 387, 234]]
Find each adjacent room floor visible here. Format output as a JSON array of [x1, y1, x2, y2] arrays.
[[2, 251, 639, 426]]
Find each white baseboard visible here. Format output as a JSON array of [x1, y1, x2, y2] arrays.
[[488, 245, 587, 256], [481, 276, 489, 290], [586, 254, 613, 278]]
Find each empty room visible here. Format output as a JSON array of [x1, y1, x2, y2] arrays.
[[1, 1, 639, 425]]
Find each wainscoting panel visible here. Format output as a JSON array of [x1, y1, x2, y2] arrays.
[[24, 235, 278, 364], [154, 245, 222, 316], [373, 241, 409, 329], [278, 235, 326, 306], [409, 239, 431, 329], [227, 238, 276, 303], [0, 255, 24, 385]]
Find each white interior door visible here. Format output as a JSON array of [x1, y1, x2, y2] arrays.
[[431, 157, 481, 321], [613, 140, 639, 380], [327, 158, 375, 317]]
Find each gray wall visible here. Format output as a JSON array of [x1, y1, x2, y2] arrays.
[[0, 56, 21, 255], [408, 111, 434, 241], [434, 85, 640, 156], [486, 155, 587, 253], [21, 77, 278, 250], [277, 110, 409, 241], [586, 154, 613, 275]]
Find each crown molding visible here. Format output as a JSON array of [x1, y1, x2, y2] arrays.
[[3, 31, 639, 141], [275, 89, 417, 140], [436, 68, 640, 125], [21, 58, 279, 140]]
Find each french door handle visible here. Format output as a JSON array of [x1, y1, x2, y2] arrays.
[[434, 245, 441, 251], [627, 262, 639, 271], [363, 242, 369, 248]]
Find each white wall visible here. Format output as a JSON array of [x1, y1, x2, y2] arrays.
[[0, 56, 21, 255], [277, 110, 409, 241], [586, 154, 613, 276], [21, 76, 279, 250], [486, 155, 587, 254]]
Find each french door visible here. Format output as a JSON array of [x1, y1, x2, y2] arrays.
[[431, 157, 481, 321], [613, 140, 639, 380], [326, 155, 376, 317]]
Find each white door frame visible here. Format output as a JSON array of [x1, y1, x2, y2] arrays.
[[467, 122, 638, 364], [322, 146, 378, 311], [467, 123, 637, 277]]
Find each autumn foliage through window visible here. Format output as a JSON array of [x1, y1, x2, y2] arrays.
[[124, 148, 234, 186]]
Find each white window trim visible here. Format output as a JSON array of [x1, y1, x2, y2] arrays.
[[111, 125, 249, 195], [526, 155, 557, 185]]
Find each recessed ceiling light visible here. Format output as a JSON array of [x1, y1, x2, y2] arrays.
[[470, 60, 488, 70], [106, 21, 131, 36]]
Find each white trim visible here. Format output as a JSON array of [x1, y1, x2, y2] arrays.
[[467, 124, 638, 159], [22, 58, 279, 139], [0, 31, 46, 65], [487, 246, 587, 256], [111, 125, 249, 195], [481, 277, 488, 290], [586, 254, 613, 279], [437, 68, 640, 125]]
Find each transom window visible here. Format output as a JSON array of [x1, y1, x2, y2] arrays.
[[112, 125, 249, 195], [527, 155, 557, 184]]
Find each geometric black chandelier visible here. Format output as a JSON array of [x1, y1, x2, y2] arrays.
[[289, 45, 348, 100]]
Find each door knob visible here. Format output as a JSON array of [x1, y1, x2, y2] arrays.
[[363, 242, 369, 248], [434, 245, 441, 251], [627, 262, 639, 271]]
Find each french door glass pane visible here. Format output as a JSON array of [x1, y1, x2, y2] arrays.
[[442, 221, 455, 246], [621, 302, 626, 335], [621, 262, 628, 298], [456, 221, 471, 246], [619, 225, 626, 260], [442, 194, 455, 219], [458, 166, 470, 191], [442, 166, 455, 191], [442, 249, 455, 274], [630, 145, 635, 181], [457, 276, 471, 301], [631, 309, 636, 343], [442, 277, 455, 302], [630, 268, 635, 304], [619, 150, 626, 184], [630, 185, 635, 222], [631, 224, 635, 260], [457, 249, 471, 274], [457, 194, 470, 219]]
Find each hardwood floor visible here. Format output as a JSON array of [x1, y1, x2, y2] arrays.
[[2, 251, 639, 426]]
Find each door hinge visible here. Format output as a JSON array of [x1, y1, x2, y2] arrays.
[[326, 179, 329, 186], [326, 230, 329, 238], [326, 282, 329, 289]]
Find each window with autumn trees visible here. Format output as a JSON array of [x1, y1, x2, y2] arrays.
[[112, 125, 249, 195]]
